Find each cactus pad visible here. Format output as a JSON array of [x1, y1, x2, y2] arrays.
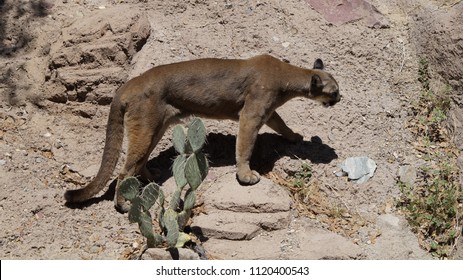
[[185, 152, 209, 190], [183, 189, 196, 210], [173, 154, 187, 188], [164, 209, 180, 247], [127, 197, 143, 223], [172, 125, 186, 154], [187, 118, 207, 152], [119, 176, 141, 201], [175, 232, 191, 248], [140, 182, 161, 211]]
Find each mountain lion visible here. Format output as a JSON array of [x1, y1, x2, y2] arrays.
[[64, 54, 341, 212]]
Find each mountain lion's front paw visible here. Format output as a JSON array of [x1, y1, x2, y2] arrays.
[[236, 169, 260, 185]]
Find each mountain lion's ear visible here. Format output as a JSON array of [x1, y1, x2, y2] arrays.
[[313, 58, 324, 70], [311, 74, 323, 88]]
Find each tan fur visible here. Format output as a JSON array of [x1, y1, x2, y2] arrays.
[[64, 54, 340, 212]]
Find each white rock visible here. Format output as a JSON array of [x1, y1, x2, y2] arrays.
[[338, 156, 377, 184]]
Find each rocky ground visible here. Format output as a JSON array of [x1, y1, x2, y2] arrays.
[[0, 0, 461, 259]]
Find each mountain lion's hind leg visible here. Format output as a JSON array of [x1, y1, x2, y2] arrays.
[[114, 111, 164, 213]]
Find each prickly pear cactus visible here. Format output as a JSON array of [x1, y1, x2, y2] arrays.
[[120, 118, 209, 249], [171, 118, 208, 228]]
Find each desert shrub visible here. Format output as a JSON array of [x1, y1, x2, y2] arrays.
[[399, 56, 462, 258]]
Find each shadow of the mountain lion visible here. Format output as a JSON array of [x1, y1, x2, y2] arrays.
[[67, 132, 337, 209], [147, 132, 338, 185]]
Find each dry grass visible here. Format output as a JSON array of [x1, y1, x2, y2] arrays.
[[399, 56, 463, 258], [267, 163, 366, 239]]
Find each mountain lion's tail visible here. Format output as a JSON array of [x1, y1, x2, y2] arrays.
[[64, 97, 125, 203]]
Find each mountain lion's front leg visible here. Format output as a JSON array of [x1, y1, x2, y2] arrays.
[[266, 111, 303, 142], [235, 101, 269, 185]]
